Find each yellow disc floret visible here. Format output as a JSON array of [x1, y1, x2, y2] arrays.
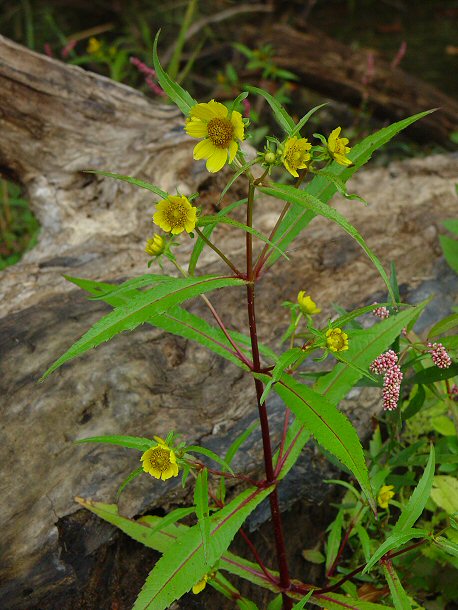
[[327, 127, 352, 166], [141, 437, 179, 481], [297, 291, 321, 315], [282, 136, 312, 177], [326, 327, 349, 352], [185, 100, 245, 173], [153, 195, 197, 235]]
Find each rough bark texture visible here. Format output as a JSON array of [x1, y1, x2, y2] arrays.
[[250, 24, 458, 148], [0, 35, 457, 610]]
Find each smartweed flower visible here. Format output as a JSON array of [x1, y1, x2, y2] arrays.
[[153, 195, 197, 235], [382, 364, 403, 411], [281, 136, 312, 177], [378, 485, 395, 509], [297, 291, 321, 315], [145, 234, 166, 257], [370, 350, 398, 375], [141, 437, 179, 480], [372, 303, 390, 320], [427, 342, 452, 369], [326, 328, 349, 352], [327, 127, 352, 166], [185, 100, 244, 173]]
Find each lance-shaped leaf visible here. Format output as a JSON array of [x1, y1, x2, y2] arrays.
[[363, 528, 428, 574], [75, 434, 153, 451], [132, 485, 273, 610], [41, 275, 246, 379], [64, 275, 254, 370], [290, 103, 327, 137], [85, 170, 168, 198], [264, 110, 434, 268], [312, 592, 395, 609], [272, 374, 375, 511], [153, 31, 196, 115], [194, 468, 211, 563], [245, 85, 295, 134], [260, 183, 394, 302], [382, 562, 413, 610]]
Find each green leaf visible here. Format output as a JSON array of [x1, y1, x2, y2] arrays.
[[302, 549, 325, 564], [433, 535, 458, 558], [440, 234, 458, 274], [194, 468, 211, 563], [312, 592, 395, 609], [198, 214, 289, 260], [292, 590, 314, 609], [313, 170, 367, 204], [84, 170, 168, 199], [267, 595, 283, 610], [260, 348, 302, 404], [382, 562, 412, 610], [260, 183, 394, 302], [245, 85, 295, 134], [265, 110, 434, 268], [428, 313, 458, 338], [402, 384, 426, 420], [186, 445, 234, 474], [393, 444, 435, 534], [41, 275, 246, 379], [228, 91, 249, 115], [443, 219, 458, 236], [272, 374, 375, 511], [274, 418, 311, 481], [116, 467, 144, 500], [431, 475, 458, 514], [75, 434, 153, 451], [315, 304, 426, 406], [355, 524, 372, 562], [218, 162, 256, 205], [410, 363, 458, 385], [218, 423, 258, 502], [188, 198, 247, 275], [291, 104, 327, 137], [132, 485, 273, 610], [325, 509, 344, 572], [153, 31, 197, 115], [139, 507, 196, 540], [364, 529, 428, 573]]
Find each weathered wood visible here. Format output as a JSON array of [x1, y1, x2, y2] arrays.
[[0, 35, 457, 610], [251, 24, 458, 148]]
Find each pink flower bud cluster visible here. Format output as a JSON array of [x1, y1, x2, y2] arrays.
[[427, 342, 452, 369], [370, 350, 398, 374], [372, 303, 390, 320], [450, 384, 458, 401], [130, 57, 165, 96], [370, 350, 403, 411]]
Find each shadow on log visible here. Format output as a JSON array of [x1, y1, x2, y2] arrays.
[[0, 35, 457, 609]]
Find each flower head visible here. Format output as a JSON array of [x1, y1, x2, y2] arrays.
[[382, 364, 403, 411], [427, 342, 452, 369], [327, 127, 352, 166], [370, 350, 398, 375], [282, 136, 312, 177], [141, 436, 179, 480], [185, 100, 244, 173], [153, 195, 197, 235], [87, 37, 102, 55], [297, 290, 321, 315], [326, 327, 349, 352], [378, 485, 395, 509], [145, 234, 166, 257]]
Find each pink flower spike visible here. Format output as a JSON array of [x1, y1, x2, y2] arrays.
[[370, 350, 398, 375], [145, 76, 166, 96], [242, 98, 251, 118], [61, 39, 77, 59], [427, 342, 452, 369], [382, 364, 403, 411], [44, 43, 54, 57]]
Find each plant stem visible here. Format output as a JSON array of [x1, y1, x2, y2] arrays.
[[194, 226, 242, 276], [246, 181, 292, 610]]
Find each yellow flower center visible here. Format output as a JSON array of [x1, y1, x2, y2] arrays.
[[334, 140, 346, 155], [207, 117, 234, 148], [164, 201, 189, 229], [284, 143, 302, 167], [147, 447, 172, 472]]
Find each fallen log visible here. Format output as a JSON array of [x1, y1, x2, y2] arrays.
[[0, 35, 457, 609], [249, 23, 458, 148]]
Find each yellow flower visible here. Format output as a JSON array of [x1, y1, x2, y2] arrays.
[[145, 234, 166, 257], [326, 328, 349, 352], [297, 291, 321, 315], [153, 195, 197, 235], [87, 37, 102, 55], [141, 436, 179, 480], [378, 485, 395, 509], [327, 127, 352, 166], [282, 136, 312, 177], [192, 573, 210, 595], [184, 100, 244, 173]]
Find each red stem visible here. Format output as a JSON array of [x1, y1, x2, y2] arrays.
[[246, 182, 292, 610]]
